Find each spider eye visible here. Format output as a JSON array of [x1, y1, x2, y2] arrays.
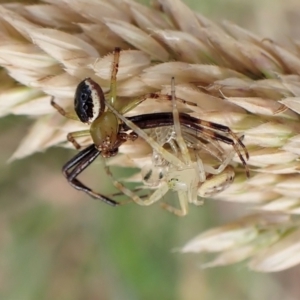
[[74, 78, 105, 123]]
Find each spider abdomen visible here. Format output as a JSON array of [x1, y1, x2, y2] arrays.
[[75, 78, 105, 123]]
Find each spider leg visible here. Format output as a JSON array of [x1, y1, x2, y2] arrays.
[[167, 139, 179, 157], [191, 196, 204, 206], [170, 77, 192, 166], [51, 97, 79, 121], [183, 131, 229, 176], [180, 115, 249, 177], [182, 127, 225, 162], [204, 133, 246, 175], [203, 149, 235, 175], [63, 144, 95, 171], [198, 165, 235, 198], [160, 190, 189, 217], [108, 47, 121, 107], [120, 86, 197, 115], [104, 160, 170, 206], [194, 152, 206, 182], [62, 145, 100, 193], [67, 130, 90, 149], [62, 144, 119, 206], [181, 114, 249, 160]]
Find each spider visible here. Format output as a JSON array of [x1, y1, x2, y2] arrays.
[[104, 77, 245, 216], [51, 47, 249, 208]]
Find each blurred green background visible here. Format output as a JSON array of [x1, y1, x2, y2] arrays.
[[1, 1, 300, 299]]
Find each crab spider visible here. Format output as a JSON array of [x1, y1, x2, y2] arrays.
[[104, 78, 240, 216]]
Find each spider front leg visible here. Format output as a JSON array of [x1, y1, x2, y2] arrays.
[[62, 144, 119, 206]]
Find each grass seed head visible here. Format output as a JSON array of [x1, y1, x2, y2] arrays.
[[1, 0, 300, 271]]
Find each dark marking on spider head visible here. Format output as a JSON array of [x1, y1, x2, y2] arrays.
[[74, 78, 105, 123], [159, 171, 163, 180], [143, 169, 152, 182]]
